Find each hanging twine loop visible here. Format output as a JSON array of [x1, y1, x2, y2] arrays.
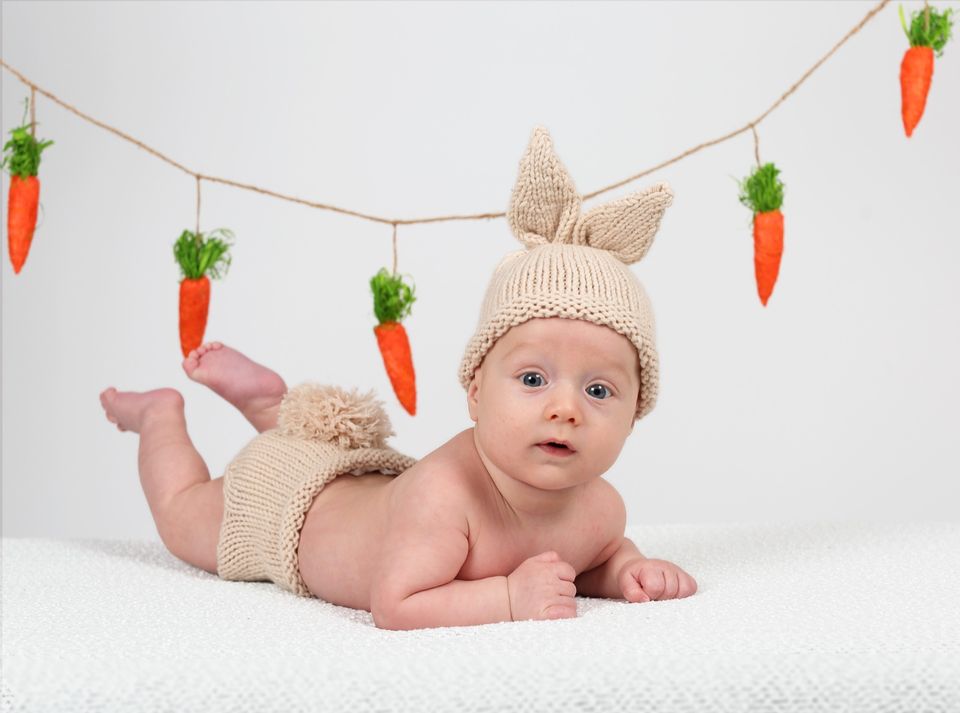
[[30, 85, 36, 138], [391, 223, 398, 275], [195, 175, 202, 237], [750, 123, 761, 167]]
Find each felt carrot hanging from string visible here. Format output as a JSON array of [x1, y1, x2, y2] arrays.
[[738, 163, 785, 307], [1, 98, 54, 274], [898, 4, 954, 137], [173, 228, 233, 357], [371, 267, 417, 415]]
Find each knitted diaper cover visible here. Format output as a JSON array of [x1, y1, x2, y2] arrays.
[[216, 383, 416, 597]]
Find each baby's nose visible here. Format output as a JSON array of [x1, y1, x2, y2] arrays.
[[545, 384, 582, 423]]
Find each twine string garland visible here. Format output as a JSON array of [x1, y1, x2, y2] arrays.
[[0, 0, 889, 231]]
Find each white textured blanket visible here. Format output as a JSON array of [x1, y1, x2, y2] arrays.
[[2, 523, 958, 712]]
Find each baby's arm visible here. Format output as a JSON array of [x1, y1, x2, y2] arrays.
[[370, 482, 511, 630], [574, 488, 635, 599], [575, 486, 697, 602], [575, 536, 646, 599]]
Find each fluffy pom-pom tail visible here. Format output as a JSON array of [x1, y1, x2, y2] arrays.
[[277, 383, 395, 449]]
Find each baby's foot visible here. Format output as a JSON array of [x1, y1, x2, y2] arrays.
[[182, 342, 286, 431], [99, 388, 184, 433]]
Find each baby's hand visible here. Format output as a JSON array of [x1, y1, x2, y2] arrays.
[[506, 551, 577, 621], [618, 558, 697, 603]]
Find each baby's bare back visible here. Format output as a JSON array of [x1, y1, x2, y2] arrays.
[[297, 428, 618, 612]]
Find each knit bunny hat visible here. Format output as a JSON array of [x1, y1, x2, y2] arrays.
[[458, 126, 673, 421]]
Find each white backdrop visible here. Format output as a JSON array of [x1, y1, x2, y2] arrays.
[[2, 0, 958, 539]]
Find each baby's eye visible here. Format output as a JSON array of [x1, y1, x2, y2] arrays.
[[520, 372, 544, 388], [586, 384, 611, 400]]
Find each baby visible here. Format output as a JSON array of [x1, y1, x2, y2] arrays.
[[99, 127, 697, 630]]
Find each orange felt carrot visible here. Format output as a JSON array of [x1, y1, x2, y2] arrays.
[[900, 46, 934, 137], [1, 99, 54, 274], [179, 277, 211, 357], [898, 4, 953, 138], [173, 228, 233, 357], [7, 176, 40, 274], [371, 268, 417, 415], [753, 210, 784, 307], [738, 163, 785, 307]]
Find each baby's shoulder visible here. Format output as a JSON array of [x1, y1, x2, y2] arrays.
[[569, 477, 626, 536], [586, 477, 626, 518], [388, 431, 479, 506]]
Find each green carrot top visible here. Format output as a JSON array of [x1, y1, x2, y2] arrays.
[[738, 163, 784, 214], [174, 229, 233, 280], [900, 4, 954, 56], [1, 99, 54, 179], [371, 268, 416, 324]]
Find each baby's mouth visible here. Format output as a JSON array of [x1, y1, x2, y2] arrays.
[[537, 441, 576, 456]]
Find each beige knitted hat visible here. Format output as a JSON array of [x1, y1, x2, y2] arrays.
[[458, 126, 673, 421]]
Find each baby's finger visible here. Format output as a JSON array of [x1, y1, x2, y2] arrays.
[[679, 572, 698, 598], [557, 580, 576, 598], [618, 569, 649, 603], [665, 573, 678, 599], [639, 568, 667, 600], [554, 561, 577, 582], [543, 602, 577, 620]]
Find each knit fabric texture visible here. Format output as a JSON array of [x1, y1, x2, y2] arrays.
[[216, 383, 417, 597], [458, 126, 673, 421]]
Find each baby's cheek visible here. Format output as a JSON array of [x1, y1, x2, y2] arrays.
[[486, 410, 519, 441], [477, 419, 514, 462], [592, 435, 626, 476]]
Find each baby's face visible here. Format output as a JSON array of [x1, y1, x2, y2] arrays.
[[467, 318, 640, 492]]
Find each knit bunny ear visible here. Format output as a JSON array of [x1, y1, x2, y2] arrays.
[[572, 182, 674, 265], [507, 126, 582, 248]]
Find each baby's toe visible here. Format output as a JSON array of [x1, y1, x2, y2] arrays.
[[182, 353, 200, 376], [100, 389, 119, 423]]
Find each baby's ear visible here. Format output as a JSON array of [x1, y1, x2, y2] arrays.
[[466, 372, 481, 422], [507, 126, 582, 248], [572, 182, 673, 264]]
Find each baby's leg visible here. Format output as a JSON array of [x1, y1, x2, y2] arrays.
[[182, 342, 287, 432], [100, 387, 222, 574]]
